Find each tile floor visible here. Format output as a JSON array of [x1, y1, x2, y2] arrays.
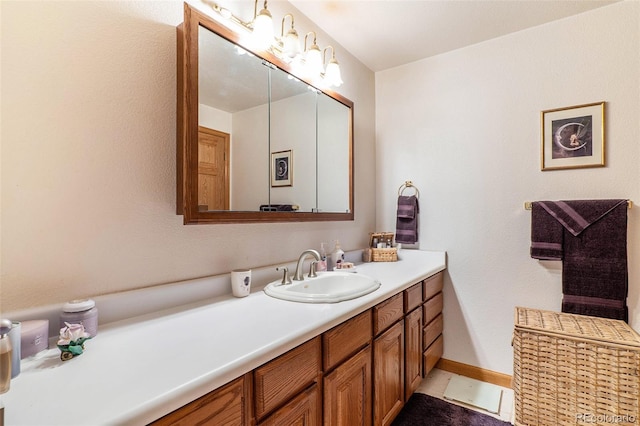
[[415, 368, 515, 424]]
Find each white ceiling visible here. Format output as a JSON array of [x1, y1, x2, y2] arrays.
[[288, 0, 620, 72]]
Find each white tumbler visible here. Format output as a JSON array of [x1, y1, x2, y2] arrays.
[[231, 269, 251, 297]]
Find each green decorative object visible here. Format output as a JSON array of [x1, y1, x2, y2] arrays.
[[57, 322, 92, 361]]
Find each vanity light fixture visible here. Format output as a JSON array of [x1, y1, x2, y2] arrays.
[[207, 0, 344, 88], [281, 14, 301, 59], [304, 32, 324, 78], [251, 0, 274, 50], [322, 46, 343, 88]]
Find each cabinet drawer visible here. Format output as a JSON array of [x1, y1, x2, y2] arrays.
[[423, 292, 443, 325], [423, 272, 444, 301], [404, 282, 423, 313], [423, 335, 443, 377], [152, 374, 250, 426], [254, 337, 321, 419], [323, 310, 372, 371], [423, 314, 443, 350], [374, 292, 404, 335]]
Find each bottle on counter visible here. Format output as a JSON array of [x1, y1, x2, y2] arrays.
[[331, 240, 345, 270], [0, 319, 13, 394], [317, 242, 328, 271]]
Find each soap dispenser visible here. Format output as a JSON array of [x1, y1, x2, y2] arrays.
[[0, 319, 13, 394], [331, 240, 345, 270], [317, 242, 328, 271]]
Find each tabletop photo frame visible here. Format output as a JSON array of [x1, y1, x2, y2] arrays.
[[541, 101, 605, 171]]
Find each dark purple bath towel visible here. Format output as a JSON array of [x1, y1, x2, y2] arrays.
[[530, 199, 629, 321], [530, 202, 563, 260], [396, 195, 419, 244]]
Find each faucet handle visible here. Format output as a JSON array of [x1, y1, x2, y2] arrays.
[[276, 266, 292, 285], [308, 261, 318, 278]]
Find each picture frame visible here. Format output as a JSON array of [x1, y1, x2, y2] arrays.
[[271, 149, 292, 187], [541, 101, 605, 171]]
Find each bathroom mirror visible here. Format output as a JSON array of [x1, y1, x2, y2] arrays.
[[177, 3, 354, 224]]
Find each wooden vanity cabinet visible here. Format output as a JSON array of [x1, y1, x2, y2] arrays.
[[151, 373, 252, 426], [153, 271, 444, 426]]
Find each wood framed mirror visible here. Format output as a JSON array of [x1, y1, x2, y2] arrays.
[[177, 3, 354, 224]]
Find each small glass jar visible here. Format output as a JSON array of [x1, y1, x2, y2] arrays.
[[60, 299, 98, 337]]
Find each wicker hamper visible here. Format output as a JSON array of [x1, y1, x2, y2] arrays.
[[513, 307, 640, 426]]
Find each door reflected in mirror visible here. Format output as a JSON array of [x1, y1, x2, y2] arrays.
[[177, 4, 353, 223]]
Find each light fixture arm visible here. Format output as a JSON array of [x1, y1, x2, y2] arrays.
[[253, 0, 269, 21], [281, 13, 295, 37], [304, 31, 318, 51], [323, 45, 336, 64]]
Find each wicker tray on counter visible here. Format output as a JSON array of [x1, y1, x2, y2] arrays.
[[368, 232, 397, 262]]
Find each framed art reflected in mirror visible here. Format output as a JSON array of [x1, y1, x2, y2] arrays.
[[271, 150, 292, 187]]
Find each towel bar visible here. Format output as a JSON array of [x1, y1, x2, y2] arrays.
[[524, 200, 633, 210]]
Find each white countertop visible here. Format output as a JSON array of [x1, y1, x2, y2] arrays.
[[3, 249, 446, 425]]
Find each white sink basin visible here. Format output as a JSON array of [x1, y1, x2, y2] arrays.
[[264, 271, 381, 303]]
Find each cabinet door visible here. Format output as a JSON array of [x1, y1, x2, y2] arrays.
[[404, 307, 423, 401], [373, 320, 405, 426], [152, 374, 250, 426], [258, 383, 321, 426], [324, 345, 372, 426]]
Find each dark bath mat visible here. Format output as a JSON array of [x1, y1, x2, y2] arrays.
[[392, 393, 512, 426]]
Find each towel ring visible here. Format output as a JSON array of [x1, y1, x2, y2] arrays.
[[398, 181, 420, 198]]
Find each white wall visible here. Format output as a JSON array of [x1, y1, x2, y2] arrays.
[[376, 1, 640, 375], [0, 0, 376, 312], [231, 103, 270, 210]]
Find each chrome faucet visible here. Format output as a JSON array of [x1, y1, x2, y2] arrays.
[[293, 249, 321, 281]]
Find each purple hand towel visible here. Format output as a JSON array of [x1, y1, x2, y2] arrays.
[[396, 195, 419, 244]]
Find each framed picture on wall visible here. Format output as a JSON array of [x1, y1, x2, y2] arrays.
[[541, 101, 605, 171], [271, 149, 292, 187]]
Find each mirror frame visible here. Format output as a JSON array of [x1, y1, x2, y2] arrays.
[[177, 3, 354, 224]]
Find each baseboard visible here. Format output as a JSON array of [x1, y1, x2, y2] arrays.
[[435, 358, 512, 389]]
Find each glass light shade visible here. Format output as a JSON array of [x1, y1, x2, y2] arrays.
[[305, 45, 324, 77], [324, 58, 343, 87], [283, 29, 301, 59], [252, 8, 274, 50]]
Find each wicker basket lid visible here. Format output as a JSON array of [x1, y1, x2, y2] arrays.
[[515, 306, 640, 346]]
